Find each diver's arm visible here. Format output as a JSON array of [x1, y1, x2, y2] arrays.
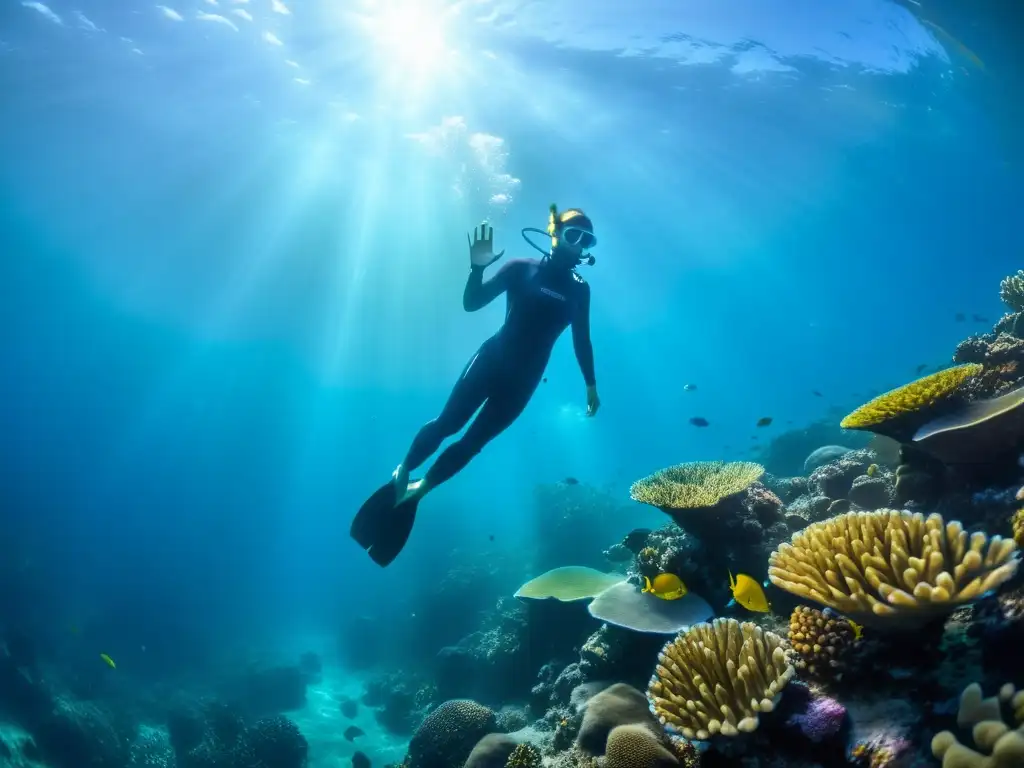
[[571, 283, 597, 387], [463, 260, 523, 312]]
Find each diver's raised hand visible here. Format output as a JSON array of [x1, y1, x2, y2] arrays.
[[468, 222, 504, 268], [586, 385, 601, 417]]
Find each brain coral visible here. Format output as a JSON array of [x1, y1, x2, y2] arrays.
[[647, 618, 794, 740], [839, 364, 982, 439], [768, 510, 1019, 627], [407, 700, 496, 768], [932, 682, 1024, 767], [604, 724, 678, 768], [629, 462, 764, 510]]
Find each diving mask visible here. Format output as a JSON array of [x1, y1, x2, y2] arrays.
[[558, 225, 597, 250]]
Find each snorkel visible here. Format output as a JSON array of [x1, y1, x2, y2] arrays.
[[521, 203, 596, 267]]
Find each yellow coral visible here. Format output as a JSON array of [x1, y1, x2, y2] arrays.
[[932, 682, 1024, 767], [1000, 270, 1024, 312], [768, 510, 1019, 627], [1013, 488, 1024, 548], [630, 462, 764, 510], [839, 364, 982, 433], [647, 618, 794, 740]]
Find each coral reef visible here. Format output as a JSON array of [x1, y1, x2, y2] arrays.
[[768, 509, 1020, 627], [647, 619, 794, 740], [604, 724, 678, 767], [932, 682, 1024, 767], [362, 671, 438, 734], [405, 699, 496, 768], [999, 269, 1024, 312], [787, 606, 856, 682], [839, 364, 982, 441], [629, 462, 765, 527]]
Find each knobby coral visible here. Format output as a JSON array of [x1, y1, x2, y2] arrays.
[[839, 364, 982, 439], [932, 682, 1024, 767], [787, 606, 855, 681], [767, 510, 1019, 627], [647, 618, 794, 740], [630, 462, 764, 510], [999, 270, 1024, 312]]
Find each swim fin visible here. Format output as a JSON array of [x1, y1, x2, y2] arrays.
[[350, 481, 420, 567]]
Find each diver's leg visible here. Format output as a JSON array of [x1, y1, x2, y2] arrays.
[[409, 369, 540, 498], [393, 344, 492, 494]]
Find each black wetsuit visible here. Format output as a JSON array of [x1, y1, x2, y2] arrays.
[[402, 257, 596, 488]]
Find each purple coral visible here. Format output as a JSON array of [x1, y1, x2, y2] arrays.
[[787, 695, 847, 744]]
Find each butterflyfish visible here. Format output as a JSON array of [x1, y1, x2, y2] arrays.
[[727, 571, 771, 613], [100, 653, 116, 669], [642, 573, 688, 601]]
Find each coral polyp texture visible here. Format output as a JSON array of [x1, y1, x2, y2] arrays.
[[646, 618, 794, 740], [999, 269, 1024, 312], [767, 510, 1020, 627], [838, 364, 982, 439], [787, 606, 855, 681], [629, 461, 765, 510], [932, 682, 1024, 767]]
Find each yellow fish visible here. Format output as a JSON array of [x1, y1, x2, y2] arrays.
[[848, 619, 864, 641], [100, 653, 116, 669], [866, 464, 878, 477], [642, 573, 688, 601], [728, 571, 771, 613]]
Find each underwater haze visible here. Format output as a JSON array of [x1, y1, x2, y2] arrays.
[[2, 0, 1024, 766]]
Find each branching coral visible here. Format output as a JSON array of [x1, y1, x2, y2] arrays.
[[504, 743, 541, 768], [630, 462, 764, 510], [647, 618, 794, 740], [999, 270, 1024, 312], [932, 682, 1024, 767], [839, 365, 982, 439], [767, 510, 1019, 627], [787, 606, 855, 681]]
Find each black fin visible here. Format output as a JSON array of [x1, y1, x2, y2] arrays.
[[350, 482, 398, 551], [366, 495, 419, 567]]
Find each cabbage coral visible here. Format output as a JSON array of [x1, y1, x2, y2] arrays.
[[647, 618, 794, 740], [767, 510, 1019, 627], [932, 682, 1024, 768], [839, 364, 982, 438], [629, 462, 764, 510], [999, 270, 1024, 312]]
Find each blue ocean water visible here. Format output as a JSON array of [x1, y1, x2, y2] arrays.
[[1, 1, 1023, 766]]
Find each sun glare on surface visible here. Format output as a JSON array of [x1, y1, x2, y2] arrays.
[[360, 0, 456, 92]]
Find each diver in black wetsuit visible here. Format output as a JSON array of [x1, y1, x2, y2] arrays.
[[350, 205, 602, 567]]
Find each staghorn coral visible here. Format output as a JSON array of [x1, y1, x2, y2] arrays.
[[839, 365, 982, 439], [787, 606, 855, 681], [647, 618, 794, 740], [629, 462, 764, 511], [767, 510, 1019, 627], [604, 724, 678, 768], [932, 682, 1024, 767], [999, 270, 1024, 312]]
